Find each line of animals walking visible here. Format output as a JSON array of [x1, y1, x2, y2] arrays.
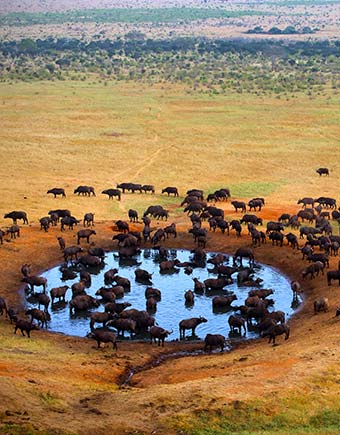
[[1, 165, 338, 352]]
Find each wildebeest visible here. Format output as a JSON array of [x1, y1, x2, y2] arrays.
[[90, 328, 117, 350], [162, 186, 178, 196], [74, 185, 96, 196], [4, 211, 28, 225], [77, 229, 96, 244], [14, 319, 39, 338], [261, 323, 290, 344], [228, 315, 246, 334], [22, 276, 47, 294], [150, 326, 172, 346], [47, 188, 66, 198], [314, 297, 329, 314], [204, 333, 226, 352], [316, 167, 329, 176], [50, 285, 69, 305], [102, 188, 121, 200], [179, 316, 207, 339]]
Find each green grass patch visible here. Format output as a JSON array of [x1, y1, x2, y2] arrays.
[[228, 181, 283, 198], [0, 8, 272, 26]]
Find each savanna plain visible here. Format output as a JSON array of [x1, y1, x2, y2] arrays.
[[1, 1, 340, 434]]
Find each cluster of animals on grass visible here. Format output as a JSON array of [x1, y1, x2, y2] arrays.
[[1, 166, 338, 352]]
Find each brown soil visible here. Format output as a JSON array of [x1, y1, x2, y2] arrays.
[[0, 206, 339, 435]]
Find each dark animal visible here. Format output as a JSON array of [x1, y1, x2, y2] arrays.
[[314, 297, 329, 314], [179, 316, 207, 339], [248, 199, 263, 211], [83, 213, 95, 227], [266, 221, 284, 233], [146, 297, 157, 312], [104, 301, 131, 314], [22, 276, 47, 294], [327, 270, 340, 286], [74, 185, 95, 196], [50, 285, 69, 305], [299, 226, 321, 239], [162, 186, 178, 196], [102, 189, 121, 200], [14, 319, 39, 338], [115, 220, 129, 233], [135, 268, 152, 283], [141, 184, 155, 194], [261, 323, 290, 344], [152, 229, 166, 245], [60, 215, 80, 231], [104, 268, 119, 285], [21, 263, 31, 277], [285, 233, 299, 249], [71, 280, 87, 298], [25, 308, 49, 328], [231, 201, 246, 213], [268, 231, 284, 247], [0, 297, 8, 317], [204, 334, 226, 352], [7, 225, 20, 239], [316, 167, 329, 176], [297, 197, 314, 208], [159, 259, 180, 272], [107, 318, 136, 337], [69, 295, 100, 314], [145, 287, 161, 300], [91, 329, 117, 350], [248, 288, 274, 299], [193, 277, 205, 293], [291, 280, 303, 299], [230, 220, 242, 237], [228, 315, 246, 334], [77, 229, 96, 244], [89, 311, 115, 330], [4, 211, 28, 225], [39, 216, 52, 232], [128, 209, 138, 222], [95, 288, 117, 303], [164, 223, 177, 238], [154, 209, 169, 220], [240, 214, 263, 226], [37, 293, 50, 311], [212, 294, 237, 308], [204, 277, 231, 291], [47, 188, 66, 198], [150, 326, 172, 346], [233, 247, 254, 267], [48, 209, 71, 221], [184, 290, 195, 304], [302, 261, 325, 279], [116, 182, 142, 193], [63, 245, 83, 262], [57, 236, 66, 251]]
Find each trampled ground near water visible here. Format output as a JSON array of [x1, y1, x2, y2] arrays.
[[0, 82, 340, 434]]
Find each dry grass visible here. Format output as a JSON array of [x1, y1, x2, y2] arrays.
[[0, 80, 340, 434]]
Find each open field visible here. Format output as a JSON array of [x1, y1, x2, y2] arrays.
[[1, 81, 340, 434], [0, 0, 339, 41]]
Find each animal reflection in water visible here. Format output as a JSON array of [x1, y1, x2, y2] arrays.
[[23, 249, 294, 343]]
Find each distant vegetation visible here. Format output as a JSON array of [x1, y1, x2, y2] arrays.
[[0, 8, 272, 26], [247, 25, 317, 35], [0, 37, 339, 96]]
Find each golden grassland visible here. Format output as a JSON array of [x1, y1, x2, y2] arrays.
[[1, 80, 340, 435], [0, 80, 339, 226]]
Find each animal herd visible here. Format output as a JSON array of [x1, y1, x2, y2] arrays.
[[0, 169, 338, 352]]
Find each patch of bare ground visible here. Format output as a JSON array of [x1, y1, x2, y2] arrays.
[[1, 199, 340, 434]]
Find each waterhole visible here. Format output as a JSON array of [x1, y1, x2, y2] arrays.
[[24, 249, 296, 341]]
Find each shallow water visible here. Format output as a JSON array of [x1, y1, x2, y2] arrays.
[[24, 249, 296, 341]]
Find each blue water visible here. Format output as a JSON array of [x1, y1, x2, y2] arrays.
[[24, 249, 295, 341]]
